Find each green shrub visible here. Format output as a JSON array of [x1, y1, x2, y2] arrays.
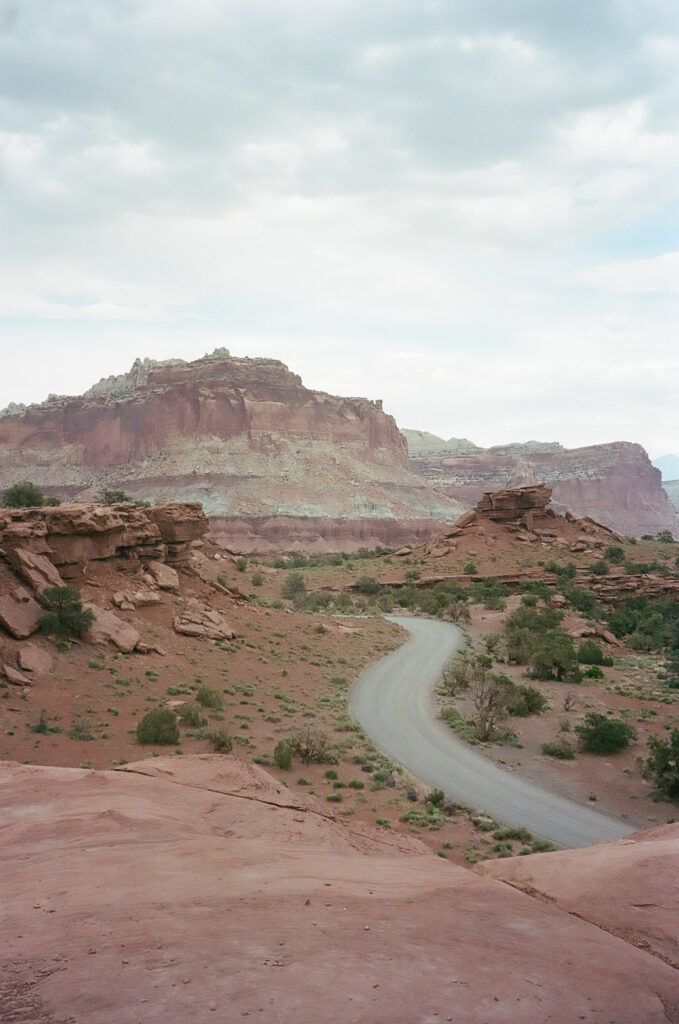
[[177, 703, 206, 727], [575, 713, 636, 754], [588, 559, 610, 576], [281, 572, 307, 603], [354, 575, 381, 595], [273, 739, 293, 770], [251, 571, 264, 587], [577, 640, 604, 665], [541, 738, 575, 759], [425, 788, 445, 807], [506, 683, 548, 717], [136, 708, 180, 745], [605, 545, 625, 564], [39, 586, 95, 643], [463, 561, 477, 575], [206, 729, 233, 753], [583, 665, 604, 679], [195, 685, 224, 710], [101, 488, 133, 504], [644, 729, 679, 799], [235, 557, 247, 572], [2, 480, 47, 507]]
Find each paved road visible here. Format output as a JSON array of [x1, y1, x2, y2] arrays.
[[349, 616, 637, 848]]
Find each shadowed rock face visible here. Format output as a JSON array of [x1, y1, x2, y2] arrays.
[[407, 437, 679, 538], [0, 353, 465, 544]]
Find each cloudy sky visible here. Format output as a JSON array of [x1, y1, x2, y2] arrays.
[[1, 0, 678, 455]]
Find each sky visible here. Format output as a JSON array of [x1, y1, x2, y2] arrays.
[[1, 0, 678, 457]]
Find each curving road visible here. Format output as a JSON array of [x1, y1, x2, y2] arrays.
[[349, 616, 637, 848]]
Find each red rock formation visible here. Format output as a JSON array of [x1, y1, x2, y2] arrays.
[[0, 352, 464, 546], [2, 756, 677, 1022], [407, 437, 679, 538], [0, 501, 208, 570]]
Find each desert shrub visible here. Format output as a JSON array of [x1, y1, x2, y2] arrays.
[[529, 629, 580, 682], [605, 545, 625, 564], [354, 575, 381, 596], [177, 703, 206, 727], [463, 561, 477, 575], [575, 712, 636, 754], [39, 586, 95, 643], [101, 488, 133, 504], [288, 725, 329, 765], [206, 729, 233, 753], [235, 557, 247, 572], [281, 572, 307, 602], [472, 578, 509, 610], [136, 708, 180, 745], [425, 788, 445, 807], [251, 571, 264, 587], [577, 640, 605, 665], [559, 585, 602, 619], [541, 738, 575, 760], [588, 559, 610, 576], [583, 665, 604, 679], [195, 685, 224, 710], [506, 683, 548, 717], [2, 480, 47, 507], [644, 729, 679, 799]]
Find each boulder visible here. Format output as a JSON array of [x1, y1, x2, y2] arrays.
[[0, 586, 43, 639], [5, 546, 65, 595], [112, 589, 161, 610], [3, 663, 31, 685], [17, 643, 53, 675], [83, 603, 141, 653], [173, 601, 235, 642], [146, 561, 179, 590]]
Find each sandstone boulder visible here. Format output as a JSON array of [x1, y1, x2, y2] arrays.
[[5, 546, 65, 595], [3, 662, 31, 685], [0, 586, 43, 639], [146, 560, 179, 590], [112, 589, 162, 610], [83, 603, 141, 653], [173, 601, 235, 641], [17, 643, 53, 675]]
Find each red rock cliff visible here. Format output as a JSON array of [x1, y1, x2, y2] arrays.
[[406, 437, 679, 538], [0, 353, 465, 543]]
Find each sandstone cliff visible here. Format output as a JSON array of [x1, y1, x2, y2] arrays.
[[0, 352, 463, 550], [405, 433, 679, 538]]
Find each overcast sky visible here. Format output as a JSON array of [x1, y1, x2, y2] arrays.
[[1, 0, 678, 456]]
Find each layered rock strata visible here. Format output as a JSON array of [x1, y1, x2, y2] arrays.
[[406, 434, 679, 538], [0, 352, 464, 550]]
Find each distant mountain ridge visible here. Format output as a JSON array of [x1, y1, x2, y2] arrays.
[[405, 431, 679, 538], [652, 454, 679, 481]]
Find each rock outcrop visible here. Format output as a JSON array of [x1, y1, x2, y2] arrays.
[[0, 501, 209, 643], [0, 352, 464, 551], [0, 501, 208, 573], [406, 434, 679, 538], [1, 756, 677, 1023]]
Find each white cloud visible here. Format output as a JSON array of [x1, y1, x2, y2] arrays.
[[574, 252, 679, 293]]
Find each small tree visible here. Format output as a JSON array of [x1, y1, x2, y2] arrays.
[[469, 671, 513, 742], [289, 725, 329, 765], [3, 480, 47, 507], [575, 712, 636, 754], [39, 586, 94, 643], [530, 629, 580, 682], [644, 729, 679, 799], [136, 708, 180, 745], [281, 572, 307, 604]]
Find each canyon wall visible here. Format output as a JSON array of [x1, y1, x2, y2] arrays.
[[404, 432, 679, 538], [0, 352, 464, 550]]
